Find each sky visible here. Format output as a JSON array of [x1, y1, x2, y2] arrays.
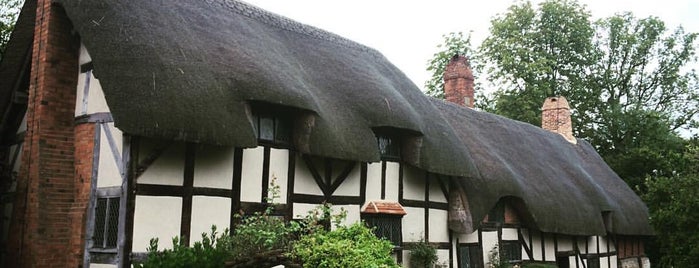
[[241, 0, 699, 91]]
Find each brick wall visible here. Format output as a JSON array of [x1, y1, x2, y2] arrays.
[[443, 55, 475, 108], [541, 96, 575, 143], [4, 1, 85, 267]]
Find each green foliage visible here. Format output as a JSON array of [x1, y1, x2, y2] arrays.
[[521, 263, 557, 268], [134, 226, 232, 268], [643, 167, 699, 267], [0, 0, 23, 60], [291, 222, 399, 268], [408, 239, 437, 268], [486, 244, 510, 268], [424, 32, 478, 99]]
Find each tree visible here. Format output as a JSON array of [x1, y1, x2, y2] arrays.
[[424, 32, 477, 99], [643, 163, 699, 267], [431, 0, 699, 188], [0, 0, 24, 61]]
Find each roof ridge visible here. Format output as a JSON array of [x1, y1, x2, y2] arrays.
[[208, 0, 383, 57]]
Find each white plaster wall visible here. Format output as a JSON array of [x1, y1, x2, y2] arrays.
[[292, 203, 319, 219], [429, 209, 449, 242], [481, 231, 498, 266], [193, 145, 234, 189], [402, 165, 424, 201], [520, 229, 532, 260], [428, 178, 447, 203], [333, 163, 360, 196], [365, 162, 382, 201], [600, 256, 610, 268], [80, 44, 92, 65], [384, 162, 400, 201], [610, 255, 618, 268], [17, 113, 26, 133], [436, 249, 450, 267], [402, 207, 425, 242], [132, 196, 182, 252], [190, 196, 231, 243], [598, 236, 609, 252], [331, 205, 360, 228], [455, 230, 479, 243], [97, 123, 122, 188], [89, 264, 116, 268], [502, 228, 518, 240], [75, 45, 110, 116], [558, 236, 574, 252], [240, 147, 263, 202], [531, 232, 542, 260], [544, 234, 556, 261], [293, 156, 323, 195], [267, 148, 289, 203], [138, 142, 185, 186], [588, 236, 599, 253]]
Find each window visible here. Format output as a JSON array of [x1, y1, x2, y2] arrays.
[[459, 244, 484, 268], [362, 214, 402, 246], [93, 197, 120, 249], [376, 134, 401, 160], [500, 241, 521, 263], [252, 113, 292, 147]]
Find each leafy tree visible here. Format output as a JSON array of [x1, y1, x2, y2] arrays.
[[479, 0, 598, 125], [0, 0, 23, 61], [643, 171, 699, 268], [424, 32, 477, 99]]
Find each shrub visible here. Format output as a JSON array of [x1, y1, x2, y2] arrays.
[[409, 239, 438, 268], [291, 222, 399, 268], [134, 225, 231, 268]]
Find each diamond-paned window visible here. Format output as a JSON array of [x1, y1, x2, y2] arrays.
[[94, 197, 119, 249]]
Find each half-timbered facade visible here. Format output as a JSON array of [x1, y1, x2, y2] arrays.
[[0, 1, 652, 268]]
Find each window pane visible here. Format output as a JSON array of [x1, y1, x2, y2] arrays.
[[258, 116, 274, 141], [459, 246, 472, 268], [274, 117, 292, 144], [500, 241, 521, 263], [363, 215, 401, 245], [587, 257, 600, 268], [377, 136, 400, 160], [469, 245, 484, 268], [106, 198, 120, 248], [94, 198, 107, 248]]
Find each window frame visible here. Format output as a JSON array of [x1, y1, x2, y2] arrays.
[[90, 186, 121, 253], [361, 213, 403, 246], [499, 240, 522, 264], [458, 243, 484, 268]]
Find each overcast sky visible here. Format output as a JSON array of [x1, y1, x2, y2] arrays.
[[242, 0, 699, 91]]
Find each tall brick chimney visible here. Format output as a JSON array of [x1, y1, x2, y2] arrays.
[[444, 55, 475, 108], [541, 96, 576, 143]]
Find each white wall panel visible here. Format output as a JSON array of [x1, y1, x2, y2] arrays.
[[331, 205, 360, 228], [402, 165, 424, 201], [17, 114, 26, 134], [292, 203, 319, 219], [436, 249, 450, 267], [267, 148, 289, 203], [502, 228, 518, 240], [429, 178, 447, 203], [365, 162, 382, 201], [138, 143, 185, 186], [190, 196, 231, 243], [193, 145, 234, 189], [384, 162, 400, 201], [132, 196, 182, 252], [89, 264, 116, 268], [558, 236, 574, 252], [531, 232, 542, 260], [481, 231, 498, 266], [240, 147, 263, 202], [429, 209, 449, 242], [455, 230, 479, 244], [402, 207, 425, 242], [544, 234, 556, 261], [333, 163, 361, 196], [97, 123, 122, 188], [293, 157, 323, 195]]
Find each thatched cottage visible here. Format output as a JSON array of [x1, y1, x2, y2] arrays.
[[0, 0, 652, 267]]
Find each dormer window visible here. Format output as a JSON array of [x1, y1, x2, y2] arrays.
[[252, 113, 292, 146], [250, 102, 296, 148], [376, 134, 401, 160]]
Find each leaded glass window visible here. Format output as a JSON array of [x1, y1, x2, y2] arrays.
[[500, 241, 521, 263], [459, 244, 484, 268], [362, 214, 402, 246], [93, 197, 119, 249]]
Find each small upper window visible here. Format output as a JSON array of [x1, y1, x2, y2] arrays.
[[376, 134, 401, 160], [361, 201, 406, 246], [500, 241, 522, 264], [252, 112, 292, 147]]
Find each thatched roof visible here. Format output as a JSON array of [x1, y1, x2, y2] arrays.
[[1, 0, 652, 236]]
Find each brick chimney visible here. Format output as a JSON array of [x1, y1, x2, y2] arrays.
[[443, 55, 475, 108], [541, 96, 576, 144]]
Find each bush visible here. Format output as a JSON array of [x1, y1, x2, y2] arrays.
[[409, 239, 437, 268], [134, 225, 232, 268], [291, 222, 399, 268]]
